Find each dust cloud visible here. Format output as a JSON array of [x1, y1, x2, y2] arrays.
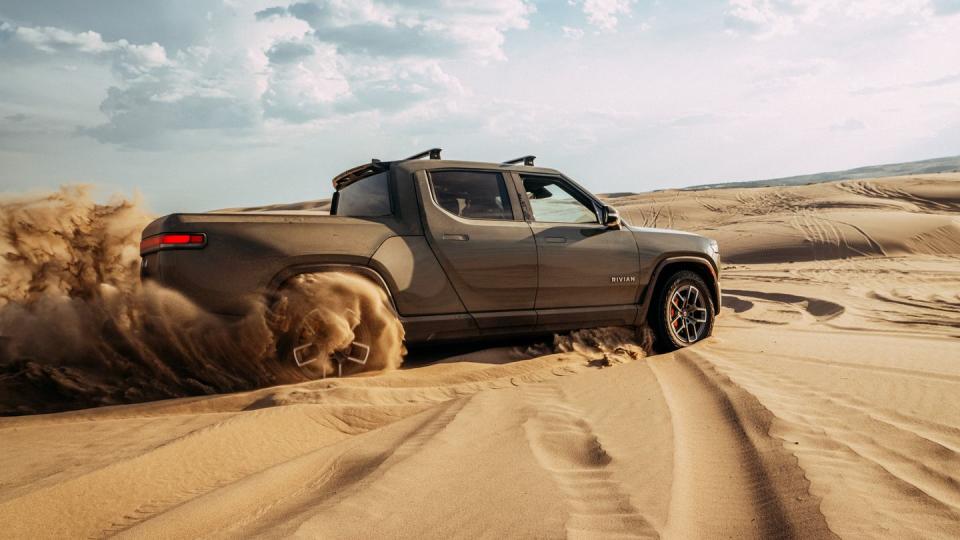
[[0, 187, 403, 415]]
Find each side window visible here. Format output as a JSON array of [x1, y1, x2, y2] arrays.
[[521, 176, 599, 224], [429, 171, 514, 221], [335, 172, 392, 217]]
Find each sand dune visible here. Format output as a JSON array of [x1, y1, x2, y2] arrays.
[[618, 175, 960, 263], [1, 174, 959, 538]]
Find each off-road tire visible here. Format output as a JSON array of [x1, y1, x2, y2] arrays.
[[650, 270, 715, 352], [275, 282, 395, 379]]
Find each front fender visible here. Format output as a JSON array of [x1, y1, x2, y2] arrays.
[[637, 254, 721, 323]]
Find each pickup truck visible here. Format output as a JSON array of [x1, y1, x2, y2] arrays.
[[140, 149, 720, 372]]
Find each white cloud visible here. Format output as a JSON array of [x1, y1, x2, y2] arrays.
[[726, 0, 938, 39], [15, 26, 112, 53], [725, 0, 800, 38], [261, 40, 350, 122], [240, 1, 534, 125], [266, 0, 536, 62], [335, 60, 466, 122], [577, 0, 635, 31], [1, 2, 532, 147], [13, 25, 171, 75]]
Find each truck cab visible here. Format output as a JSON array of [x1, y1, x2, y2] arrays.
[[332, 149, 720, 344]]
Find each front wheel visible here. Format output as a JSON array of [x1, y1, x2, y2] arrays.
[[650, 270, 715, 352]]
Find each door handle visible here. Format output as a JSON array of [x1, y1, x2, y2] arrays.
[[544, 236, 566, 244], [442, 233, 469, 241]]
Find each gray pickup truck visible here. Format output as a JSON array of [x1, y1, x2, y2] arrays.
[[140, 149, 720, 370]]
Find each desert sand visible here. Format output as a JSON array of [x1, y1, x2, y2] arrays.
[[1, 174, 959, 538]]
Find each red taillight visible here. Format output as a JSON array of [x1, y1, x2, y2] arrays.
[[140, 233, 206, 255]]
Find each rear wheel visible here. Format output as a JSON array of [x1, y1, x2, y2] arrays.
[[650, 270, 714, 352], [283, 306, 374, 378], [274, 272, 404, 378]]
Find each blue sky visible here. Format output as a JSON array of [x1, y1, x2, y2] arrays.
[[1, 0, 958, 213]]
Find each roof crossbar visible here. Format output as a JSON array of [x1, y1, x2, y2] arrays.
[[503, 155, 536, 166], [404, 148, 442, 161]]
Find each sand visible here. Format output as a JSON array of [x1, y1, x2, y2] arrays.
[[1, 174, 959, 538]]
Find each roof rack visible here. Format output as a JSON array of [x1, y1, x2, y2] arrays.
[[404, 148, 442, 161], [503, 155, 536, 166]]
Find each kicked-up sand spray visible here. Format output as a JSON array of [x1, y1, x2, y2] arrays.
[[0, 186, 404, 415]]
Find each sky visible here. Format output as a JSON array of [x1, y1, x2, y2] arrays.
[[1, 0, 958, 213]]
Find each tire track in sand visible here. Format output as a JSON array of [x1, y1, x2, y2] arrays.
[[702, 351, 960, 538], [648, 351, 836, 539], [521, 382, 659, 539]]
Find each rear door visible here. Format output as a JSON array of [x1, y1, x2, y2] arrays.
[[417, 169, 538, 330], [515, 174, 640, 327]]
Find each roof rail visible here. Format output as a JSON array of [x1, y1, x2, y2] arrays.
[[404, 148, 442, 161], [503, 155, 535, 166]]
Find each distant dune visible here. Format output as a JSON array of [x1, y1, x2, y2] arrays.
[[213, 199, 331, 213], [1, 173, 959, 538], [685, 154, 960, 190], [611, 174, 960, 263]]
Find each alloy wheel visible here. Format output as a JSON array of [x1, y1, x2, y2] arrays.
[[668, 284, 709, 344]]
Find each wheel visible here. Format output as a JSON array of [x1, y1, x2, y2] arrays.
[[274, 272, 405, 378], [650, 270, 715, 352]]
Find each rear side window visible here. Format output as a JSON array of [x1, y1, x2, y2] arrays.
[[429, 171, 514, 221], [335, 172, 392, 217]]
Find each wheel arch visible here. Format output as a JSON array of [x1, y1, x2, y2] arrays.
[[640, 256, 720, 324], [265, 263, 399, 315]]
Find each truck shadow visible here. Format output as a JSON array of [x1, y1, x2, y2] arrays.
[[403, 335, 555, 367]]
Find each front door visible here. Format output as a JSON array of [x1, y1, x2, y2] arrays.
[[418, 169, 538, 329], [517, 174, 641, 314]]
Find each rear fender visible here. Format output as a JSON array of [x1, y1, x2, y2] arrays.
[[266, 264, 399, 316]]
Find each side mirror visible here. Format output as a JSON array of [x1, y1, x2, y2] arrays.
[[602, 205, 622, 229]]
